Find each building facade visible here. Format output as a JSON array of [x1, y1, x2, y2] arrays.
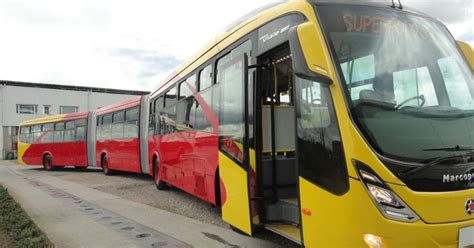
[[0, 80, 148, 160]]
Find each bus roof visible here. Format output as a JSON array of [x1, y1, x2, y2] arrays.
[[150, 0, 299, 98], [20, 112, 89, 126], [150, 0, 433, 99], [96, 95, 142, 116]]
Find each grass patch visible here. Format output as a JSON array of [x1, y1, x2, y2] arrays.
[[0, 186, 53, 247]]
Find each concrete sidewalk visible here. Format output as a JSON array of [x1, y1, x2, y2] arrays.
[[0, 161, 279, 248]]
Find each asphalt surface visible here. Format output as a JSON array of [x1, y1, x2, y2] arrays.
[[2, 162, 300, 248]]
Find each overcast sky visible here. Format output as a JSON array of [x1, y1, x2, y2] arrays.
[[0, 0, 472, 91]]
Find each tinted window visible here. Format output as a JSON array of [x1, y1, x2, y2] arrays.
[[113, 111, 125, 123], [124, 121, 139, 138], [218, 56, 245, 161], [75, 118, 87, 127], [296, 77, 348, 195], [41, 132, 54, 144], [103, 115, 112, 125], [31, 125, 42, 133], [43, 123, 54, 131], [76, 126, 86, 141], [54, 130, 64, 142], [179, 75, 196, 99], [65, 121, 75, 130], [165, 88, 178, 107], [55, 122, 65, 131], [64, 129, 75, 142], [111, 123, 124, 139], [125, 108, 139, 121], [199, 65, 213, 91]]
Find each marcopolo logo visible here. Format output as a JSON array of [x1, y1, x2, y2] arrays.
[[466, 199, 473, 215], [442, 172, 474, 183]]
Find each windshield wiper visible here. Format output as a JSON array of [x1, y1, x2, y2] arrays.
[[423, 145, 474, 152], [398, 148, 474, 179]]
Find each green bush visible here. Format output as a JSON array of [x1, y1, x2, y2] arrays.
[[0, 187, 53, 248]]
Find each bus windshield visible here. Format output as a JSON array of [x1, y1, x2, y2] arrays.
[[317, 5, 474, 163]]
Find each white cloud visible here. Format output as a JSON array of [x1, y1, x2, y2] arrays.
[[0, 0, 472, 91]]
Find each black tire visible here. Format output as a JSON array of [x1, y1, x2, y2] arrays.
[[153, 159, 169, 190], [43, 155, 54, 171], [102, 156, 113, 176]]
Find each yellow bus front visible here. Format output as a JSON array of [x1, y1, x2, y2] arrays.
[[295, 2, 474, 247]]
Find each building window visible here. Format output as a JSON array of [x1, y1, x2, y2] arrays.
[[44, 105, 51, 115], [16, 104, 38, 114], [59, 106, 79, 114]]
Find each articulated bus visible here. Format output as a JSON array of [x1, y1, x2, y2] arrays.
[[19, 96, 151, 175], [147, 0, 474, 247], [18, 0, 474, 246], [18, 112, 90, 170]]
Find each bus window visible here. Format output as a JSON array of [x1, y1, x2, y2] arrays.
[[341, 55, 375, 100], [112, 111, 125, 139], [194, 90, 212, 131], [438, 56, 474, 108], [295, 77, 348, 195], [179, 75, 196, 99], [113, 111, 125, 123], [43, 123, 54, 132], [41, 123, 54, 143], [165, 87, 178, 107], [54, 123, 64, 143], [42, 131, 53, 144], [393, 67, 438, 107], [55, 122, 65, 131], [65, 121, 75, 130], [218, 55, 245, 161], [64, 129, 75, 142], [125, 108, 139, 121], [20, 126, 31, 143], [101, 115, 113, 140], [75, 126, 86, 141], [75, 119, 87, 127], [199, 65, 213, 91], [216, 40, 252, 83], [31, 125, 42, 144]]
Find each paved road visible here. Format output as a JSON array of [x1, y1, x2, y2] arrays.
[[0, 161, 281, 248]]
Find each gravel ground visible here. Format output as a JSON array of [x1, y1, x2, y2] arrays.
[[31, 167, 300, 248]]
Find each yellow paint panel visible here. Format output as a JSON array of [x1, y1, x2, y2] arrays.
[[457, 40, 474, 71], [391, 184, 474, 223], [20, 114, 66, 126], [219, 152, 252, 235], [17, 142, 30, 165], [299, 177, 474, 247]]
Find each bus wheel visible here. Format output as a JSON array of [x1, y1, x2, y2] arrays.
[[153, 159, 169, 190], [43, 155, 54, 171], [102, 156, 113, 176]]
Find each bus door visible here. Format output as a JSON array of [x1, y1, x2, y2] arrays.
[[218, 53, 254, 235], [256, 44, 302, 244]]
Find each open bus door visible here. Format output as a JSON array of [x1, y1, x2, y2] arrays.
[[218, 53, 255, 235]]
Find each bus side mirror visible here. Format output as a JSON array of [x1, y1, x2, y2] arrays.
[[457, 40, 474, 72], [289, 22, 333, 84]]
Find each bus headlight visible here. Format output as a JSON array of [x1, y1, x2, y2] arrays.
[[353, 160, 419, 223]]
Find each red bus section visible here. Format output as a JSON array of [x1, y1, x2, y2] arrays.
[[148, 75, 221, 206], [18, 112, 89, 170], [95, 96, 144, 175]]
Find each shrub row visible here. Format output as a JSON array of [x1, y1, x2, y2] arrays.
[[0, 187, 53, 248]]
